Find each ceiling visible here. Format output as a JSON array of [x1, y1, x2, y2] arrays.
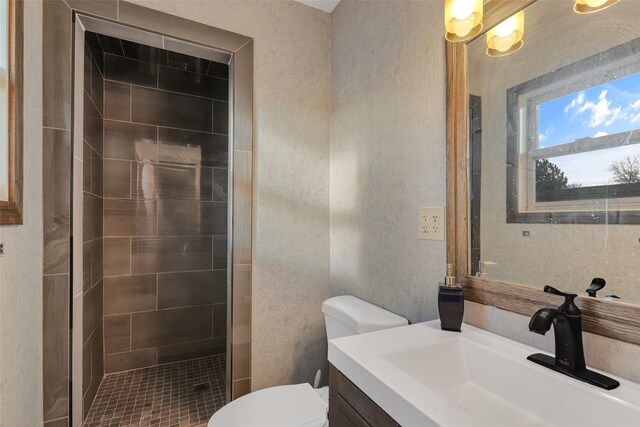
[[294, 0, 341, 13]]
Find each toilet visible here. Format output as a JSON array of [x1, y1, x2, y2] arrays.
[[208, 295, 408, 427]]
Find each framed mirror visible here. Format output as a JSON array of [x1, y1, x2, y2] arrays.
[[447, 0, 640, 345], [0, 0, 22, 225]]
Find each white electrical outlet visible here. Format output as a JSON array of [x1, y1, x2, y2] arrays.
[[419, 206, 445, 241]]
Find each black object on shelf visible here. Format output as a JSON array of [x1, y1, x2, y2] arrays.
[[438, 286, 464, 332]]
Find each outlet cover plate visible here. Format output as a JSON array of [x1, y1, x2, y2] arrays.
[[419, 206, 445, 241]]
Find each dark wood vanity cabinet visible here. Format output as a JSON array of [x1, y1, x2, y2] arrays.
[[329, 364, 400, 427]]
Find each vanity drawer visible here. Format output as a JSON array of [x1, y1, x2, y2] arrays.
[[329, 364, 400, 427]]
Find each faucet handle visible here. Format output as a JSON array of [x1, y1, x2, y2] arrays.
[[586, 278, 606, 297], [544, 285, 580, 315]]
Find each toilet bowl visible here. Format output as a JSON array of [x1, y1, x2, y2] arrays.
[[208, 295, 408, 427]]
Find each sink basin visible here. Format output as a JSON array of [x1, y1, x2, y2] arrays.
[[328, 321, 640, 427]]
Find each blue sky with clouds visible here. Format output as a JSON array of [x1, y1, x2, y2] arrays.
[[537, 73, 640, 186]]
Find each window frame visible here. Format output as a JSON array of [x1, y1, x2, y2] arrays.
[[0, 0, 23, 225], [506, 36, 640, 225]]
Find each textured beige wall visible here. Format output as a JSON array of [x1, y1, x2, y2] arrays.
[[127, 0, 332, 390], [330, 0, 447, 323], [0, 0, 44, 425], [467, 0, 640, 301]]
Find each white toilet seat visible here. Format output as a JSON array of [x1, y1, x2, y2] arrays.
[[208, 383, 328, 427]]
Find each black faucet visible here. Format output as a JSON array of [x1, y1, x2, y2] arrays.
[[527, 285, 620, 390]]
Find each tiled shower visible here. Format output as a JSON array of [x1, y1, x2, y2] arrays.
[[80, 32, 229, 425]]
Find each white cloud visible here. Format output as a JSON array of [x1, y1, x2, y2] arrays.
[[631, 99, 640, 110], [594, 131, 608, 137], [564, 92, 586, 113], [576, 90, 624, 128], [631, 113, 640, 124], [539, 133, 547, 141]]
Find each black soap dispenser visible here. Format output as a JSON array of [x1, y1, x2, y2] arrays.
[[438, 263, 464, 332]]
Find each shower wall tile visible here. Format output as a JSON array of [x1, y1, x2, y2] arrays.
[[43, 128, 71, 275], [103, 237, 131, 277], [82, 280, 103, 344], [130, 236, 212, 274], [64, 0, 118, 20], [82, 193, 103, 242], [212, 101, 228, 134], [105, 53, 158, 87], [104, 120, 157, 161], [90, 54, 104, 116], [44, 417, 69, 427], [104, 80, 131, 121], [96, 34, 125, 56], [90, 146, 103, 197], [104, 199, 158, 237], [213, 168, 228, 201], [103, 159, 131, 198], [213, 236, 227, 269], [43, 275, 69, 422], [132, 163, 213, 201], [157, 200, 219, 236], [131, 306, 213, 349], [86, 32, 104, 73], [207, 62, 229, 80], [83, 93, 103, 156], [131, 85, 213, 132], [157, 270, 226, 309], [104, 314, 131, 355], [104, 349, 157, 374], [121, 40, 167, 64], [43, 0, 71, 129], [212, 303, 227, 338], [158, 127, 227, 167], [104, 274, 157, 315], [82, 320, 103, 420], [157, 337, 226, 364], [158, 65, 228, 101], [83, 238, 103, 292]]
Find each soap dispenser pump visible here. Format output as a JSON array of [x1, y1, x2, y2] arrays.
[[438, 263, 464, 332]]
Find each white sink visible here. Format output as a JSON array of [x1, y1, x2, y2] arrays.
[[328, 321, 640, 427]]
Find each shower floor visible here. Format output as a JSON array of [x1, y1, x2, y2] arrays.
[[84, 354, 226, 427]]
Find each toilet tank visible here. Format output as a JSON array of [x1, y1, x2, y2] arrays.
[[322, 295, 408, 341]]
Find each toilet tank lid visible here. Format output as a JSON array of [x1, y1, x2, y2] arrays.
[[322, 295, 408, 334]]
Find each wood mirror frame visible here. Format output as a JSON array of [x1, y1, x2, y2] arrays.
[[0, 0, 23, 225], [446, 0, 640, 345]]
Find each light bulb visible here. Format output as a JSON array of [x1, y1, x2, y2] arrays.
[[574, 0, 618, 14], [486, 10, 525, 57], [444, 0, 483, 42], [585, 0, 608, 7]]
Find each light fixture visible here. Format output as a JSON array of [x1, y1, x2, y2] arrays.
[[574, 0, 618, 14], [444, 0, 483, 42], [486, 10, 525, 57]]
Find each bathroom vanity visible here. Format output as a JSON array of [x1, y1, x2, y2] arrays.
[[328, 321, 640, 427]]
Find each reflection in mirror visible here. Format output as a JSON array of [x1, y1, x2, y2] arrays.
[[467, 0, 640, 302]]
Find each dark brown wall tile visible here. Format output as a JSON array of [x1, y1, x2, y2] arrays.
[[213, 168, 228, 201], [207, 61, 229, 80], [105, 53, 158, 87], [157, 200, 215, 236], [158, 65, 228, 100], [212, 303, 226, 338], [65, 0, 118, 19], [132, 164, 212, 201], [232, 378, 250, 400], [43, 128, 70, 275], [131, 236, 212, 274], [43, 0, 71, 129], [97, 34, 124, 56], [158, 127, 227, 167], [104, 120, 157, 161], [104, 159, 131, 198], [213, 235, 227, 269], [121, 40, 167, 64], [44, 417, 69, 427], [104, 274, 157, 315], [43, 275, 69, 422], [83, 238, 103, 292], [104, 314, 131, 355], [84, 93, 103, 156], [83, 280, 103, 344], [131, 85, 212, 132], [90, 147, 103, 197], [90, 54, 104, 116], [131, 306, 213, 350], [105, 349, 157, 374], [212, 100, 228, 134], [202, 202, 227, 235], [104, 237, 131, 277], [156, 337, 225, 365], [86, 32, 104, 73], [82, 193, 103, 243], [104, 199, 157, 237], [104, 80, 131, 121], [157, 270, 226, 309]]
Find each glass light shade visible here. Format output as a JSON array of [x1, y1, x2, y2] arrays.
[[574, 0, 618, 14], [486, 10, 525, 57], [445, 0, 483, 42]]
